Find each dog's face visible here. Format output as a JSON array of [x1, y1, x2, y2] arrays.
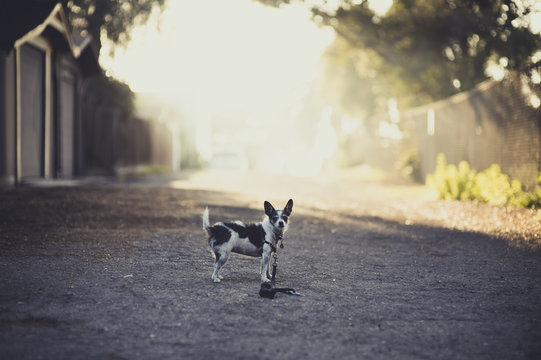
[[264, 199, 293, 232]]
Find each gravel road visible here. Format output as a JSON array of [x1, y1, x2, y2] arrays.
[[1, 170, 540, 359]]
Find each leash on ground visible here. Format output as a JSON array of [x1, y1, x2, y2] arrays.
[[259, 236, 301, 299]]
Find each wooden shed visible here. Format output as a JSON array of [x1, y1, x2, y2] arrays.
[[0, 1, 101, 184]]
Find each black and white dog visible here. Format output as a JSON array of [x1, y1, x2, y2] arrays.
[[202, 199, 293, 283]]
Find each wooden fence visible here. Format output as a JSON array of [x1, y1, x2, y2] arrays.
[[79, 76, 173, 176]]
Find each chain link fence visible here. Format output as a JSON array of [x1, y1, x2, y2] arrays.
[[397, 70, 541, 188]]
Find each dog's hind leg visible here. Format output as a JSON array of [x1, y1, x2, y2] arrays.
[[212, 249, 229, 283]]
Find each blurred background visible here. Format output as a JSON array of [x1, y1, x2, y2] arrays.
[[1, 0, 540, 190]]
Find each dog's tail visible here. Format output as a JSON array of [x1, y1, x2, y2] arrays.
[[202, 207, 212, 235]]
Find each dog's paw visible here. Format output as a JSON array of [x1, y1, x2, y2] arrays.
[[218, 275, 224, 280], [212, 276, 221, 283], [261, 276, 270, 283]]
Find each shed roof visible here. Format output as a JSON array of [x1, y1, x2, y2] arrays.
[[0, 1, 101, 75]]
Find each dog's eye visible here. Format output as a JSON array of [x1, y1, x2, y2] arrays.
[[282, 215, 288, 222], [272, 216, 279, 222]]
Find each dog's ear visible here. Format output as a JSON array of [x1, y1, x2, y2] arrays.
[[283, 199, 293, 216], [264, 201, 275, 217]]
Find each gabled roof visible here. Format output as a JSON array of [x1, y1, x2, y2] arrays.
[[0, 1, 101, 75]]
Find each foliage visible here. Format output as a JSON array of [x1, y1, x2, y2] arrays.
[[426, 154, 476, 200], [260, 0, 541, 108], [138, 165, 170, 175], [426, 153, 541, 208], [320, 37, 386, 119], [63, 0, 167, 49], [470, 164, 521, 205], [87, 75, 135, 115], [61, 1, 167, 114]]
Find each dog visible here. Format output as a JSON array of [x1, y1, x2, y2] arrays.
[[202, 199, 293, 283]]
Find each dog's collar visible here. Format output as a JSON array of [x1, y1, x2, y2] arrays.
[[264, 231, 283, 253], [264, 240, 277, 252]]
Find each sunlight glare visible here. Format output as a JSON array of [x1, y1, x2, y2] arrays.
[[100, 0, 337, 176], [368, 0, 393, 16], [100, 0, 334, 105]]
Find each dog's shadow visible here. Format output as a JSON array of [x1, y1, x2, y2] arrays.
[[219, 271, 259, 284]]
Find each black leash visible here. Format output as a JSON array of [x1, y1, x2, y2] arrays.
[[259, 282, 300, 299], [260, 233, 300, 299], [263, 240, 279, 283]]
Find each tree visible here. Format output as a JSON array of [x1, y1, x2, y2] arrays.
[[60, 0, 167, 115], [260, 0, 541, 107], [319, 36, 387, 119], [64, 0, 167, 50]]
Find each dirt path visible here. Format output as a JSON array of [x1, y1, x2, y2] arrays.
[[1, 171, 540, 359]]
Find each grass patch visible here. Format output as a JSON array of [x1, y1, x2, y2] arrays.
[[426, 153, 541, 208]]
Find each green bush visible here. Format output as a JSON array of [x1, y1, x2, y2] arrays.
[[426, 153, 541, 208], [426, 154, 476, 201]]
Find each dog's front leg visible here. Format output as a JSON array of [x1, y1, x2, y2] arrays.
[[260, 249, 271, 283]]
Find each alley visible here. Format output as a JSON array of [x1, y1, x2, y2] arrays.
[[1, 170, 540, 359]]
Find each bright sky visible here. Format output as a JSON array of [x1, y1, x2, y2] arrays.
[[100, 0, 344, 174], [100, 0, 335, 113], [101, 0, 538, 111], [100, 0, 538, 175]]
